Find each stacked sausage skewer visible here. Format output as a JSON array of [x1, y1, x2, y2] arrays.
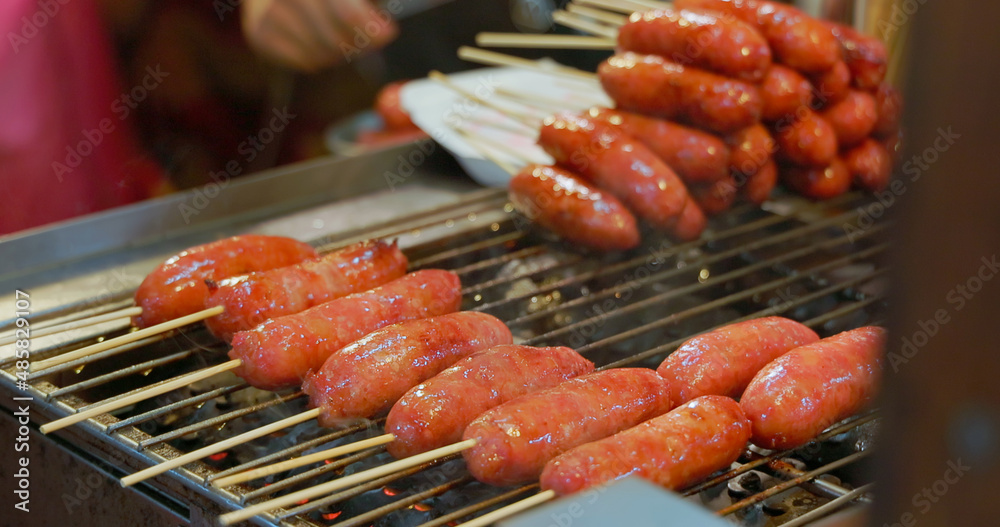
[[459, 0, 903, 251]]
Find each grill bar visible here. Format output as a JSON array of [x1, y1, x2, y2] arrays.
[[106, 383, 246, 433], [329, 476, 473, 527], [240, 448, 384, 502], [418, 485, 541, 527], [44, 348, 198, 398]]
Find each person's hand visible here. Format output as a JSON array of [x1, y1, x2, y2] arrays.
[[241, 0, 398, 72]]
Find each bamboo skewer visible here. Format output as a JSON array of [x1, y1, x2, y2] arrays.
[[120, 407, 321, 487], [40, 359, 243, 434], [573, 0, 646, 15], [218, 438, 478, 525], [428, 70, 542, 127], [0, 306, 143, 347], [30, 306, 224, 371], [450, 127, 522, 176], [211, 433, 397, 488], [457, 490, 558, 527], [566, 3, 629, 26], [552, 10, 620, 38], [476, 32, 616, 49], [457, 46, 599, 82]]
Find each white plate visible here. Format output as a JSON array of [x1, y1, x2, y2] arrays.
[[399, 65, 611, 187]]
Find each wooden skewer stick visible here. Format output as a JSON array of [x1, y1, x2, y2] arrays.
[[0, 306, 143, 347], [494, 87, 583, 112], [629, 0, 672, 10], [218, 438, 477, 525], [31, 306, 225, 371], [566, 3, 629, 26], [40, 359, 242, 434], [120, 407, 321, 487], [457, 46, 599, 83], [573, 0, 645, 15], [456, 490, 558, 527], [210, 433, 397, 488], [450, 127, 521, 176], [426, 70, 540, 127], [552, 10, 620, 38], [476, 32, 616, 49]]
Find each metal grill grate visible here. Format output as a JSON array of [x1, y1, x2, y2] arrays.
[[1, 189, 887, 527]]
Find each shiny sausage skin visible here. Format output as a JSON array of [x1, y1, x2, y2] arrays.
[[133, 235, 317, 328], [385, 345, 594, 459], [462, 368, 673, 486], [598, 52, 762, 134], [773, 109, 838, 167], [782, 158, 851, 200], [740, 326, 885, 449], [509, 165, 640, 252], [228, 270, 462, 390], [873, 83, 903, 138], [811, 60, 851, 106], [691, 177, 737, 215], [728, 123, 775, 177], [742, 159, 778, 204], [302, 312, 512, 426], [760, 65, 813, 122], [540, 396, 750, 495], [586, 107, 731, 184], [821, 21, 888, 90], [676, 0, 840, 73], [205, 240, 408, 341], [375, 81, 418, 131], [672, 198, 708, 241], [844, 139, 892, 192], [821, 90, 878, 147], [538, 113, 690, 230], [657, 317, 819, 404], [618, 7, 772, 82]]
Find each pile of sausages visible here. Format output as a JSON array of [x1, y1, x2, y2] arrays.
[[132, 235, 885, 500], [509, 0, 902, 252]]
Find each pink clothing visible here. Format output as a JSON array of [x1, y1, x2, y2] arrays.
[[0, 0, 163, 235]]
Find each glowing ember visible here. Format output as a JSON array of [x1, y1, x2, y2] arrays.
[[297, 499, 309, 505], [413, 503, 432, 512], [321, 511, 342, 520], [209, 452, 228, 461], [383, 487, 398, 496]]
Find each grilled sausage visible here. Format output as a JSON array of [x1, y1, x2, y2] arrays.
[[773, 109, 838, 167], [133, 235, 317, 328], [873, 83, 903, 138], [375, 81, 418, 131], [385, 345, 594, 459], [541, 395, 750, 495], [821, 21, 888, 90], [228, 270, 462, 390], [509, 165, 640, 252], [538, 113, 691, 231], [810, 60, 851, 106], [691, 177, 737, 215], [676, 0, 840, 73], [782, 158, 851, 200], [741, 326, 885, 449], [844, 138, 893, 192], [728, 123, 775, 178], [672, 198, 709, 241], [598, 52, 762, 134], [204, 240, 408, 341], [586, 107, 731, 184], [618, 7, 772, 82], [462, 368, 673, 486], [302, 312, 512, 426], [760, 65, 814, 122], [742, 159, 778, 204], [657, 317, 820, 404], [821, 90, 878, 148]]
